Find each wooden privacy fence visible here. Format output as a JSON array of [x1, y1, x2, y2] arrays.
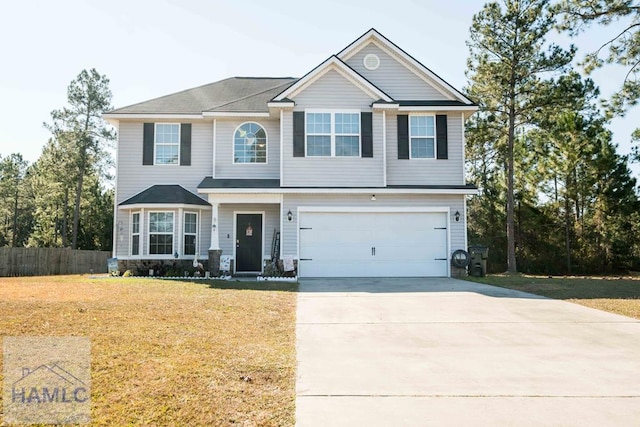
[[0, 248, 112, 277]]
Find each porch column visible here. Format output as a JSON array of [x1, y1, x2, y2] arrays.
[[208, 203, 222, 275], [209, 203, 220, 250]]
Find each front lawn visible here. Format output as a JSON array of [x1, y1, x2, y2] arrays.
[[466, 275, 640, 319], [0, 276, 297, 426]]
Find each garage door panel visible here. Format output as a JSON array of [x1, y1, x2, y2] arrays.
[[299, 211, 449, 278]]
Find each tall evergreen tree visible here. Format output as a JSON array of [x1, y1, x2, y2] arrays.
[[44, 69, 115, 249], [0, 153, 33, 247], [466, 0, 575, 273], [556, 0, 640, 117]]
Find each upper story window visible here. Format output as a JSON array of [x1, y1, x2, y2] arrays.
[[149, 212, 174, 255], [234, 122, 267, 163], [155, 124, 180, 165], [306, 112, 360, 157], [410, 115, 435, 159]]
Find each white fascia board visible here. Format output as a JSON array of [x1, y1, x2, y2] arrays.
[[398, 105, 479, 112], [202, 112, 270, 117], [267, 101, 295, 108], [103, 113, 204, 120], [118, 203, 212, 210], [372, 103, 400, 110], [197, 187, 478, 196], [273, 57, 393, 102]]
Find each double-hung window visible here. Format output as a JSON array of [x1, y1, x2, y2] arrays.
[[306, 112, 360, 157], [149, 212, 174, 255], [131, 212, 140, 256], [409, 115, 436, 159], [155, 124, 180, 165], [183, 212, 197, 256]]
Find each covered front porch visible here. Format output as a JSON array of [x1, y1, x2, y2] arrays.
[[206, 193, 283, 275]]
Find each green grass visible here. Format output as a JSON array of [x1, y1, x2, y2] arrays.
[[465, 274, 640, 319], [0, 275, 297, 426]]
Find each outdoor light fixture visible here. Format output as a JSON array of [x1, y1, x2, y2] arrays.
[[287, 210, 293, 222], [174, 252, 179, 259], [454, 210, 461, 222], [371, 194, 376, 201]]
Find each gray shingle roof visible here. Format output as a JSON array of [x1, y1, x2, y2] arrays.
[[119, 185, 210, 206], [108, 77, 297, 115]]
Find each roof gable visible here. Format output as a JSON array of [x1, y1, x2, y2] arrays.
[[338, 29, 473, 104], [272, 56, 392, 102]]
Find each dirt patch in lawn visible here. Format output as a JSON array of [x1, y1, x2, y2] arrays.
[[0, 275, 297, 426], [466, 275, 640, 319]]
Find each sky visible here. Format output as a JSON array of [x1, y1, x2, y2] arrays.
[[1, 0, 638, 178]]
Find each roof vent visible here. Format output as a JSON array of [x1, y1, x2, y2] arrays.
[[363, 54, 380, 71]]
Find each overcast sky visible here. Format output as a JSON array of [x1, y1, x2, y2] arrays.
[[1, 0, 637, 177]]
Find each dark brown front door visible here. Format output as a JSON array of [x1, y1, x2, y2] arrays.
[[236, 213, 262, 272]]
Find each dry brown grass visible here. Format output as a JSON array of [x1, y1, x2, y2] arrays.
[[466, 274, 640, 319], [0, 275, 297, 426]]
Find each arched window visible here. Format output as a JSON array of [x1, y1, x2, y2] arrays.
[[234, 122, 267, 163]]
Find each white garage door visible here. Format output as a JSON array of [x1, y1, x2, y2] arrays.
[[299, 211, 449, 277]]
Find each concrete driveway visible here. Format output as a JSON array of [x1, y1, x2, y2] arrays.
[[295, 278, 640, 426]]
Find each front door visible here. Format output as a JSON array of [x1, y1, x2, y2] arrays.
[[235, 213, 263, 273]]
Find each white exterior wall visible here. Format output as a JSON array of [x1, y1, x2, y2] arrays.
[[214, 118, 280, 179], [385, 112, 465, 186], [283, 70, 384, 187], [345, 43, 454, 101], [217, 203, 280, 260], [114, 120, 212, 258], [115, 207, 211, 259], [281, 193, 466, 259]]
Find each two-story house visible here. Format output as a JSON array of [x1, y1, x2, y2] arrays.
[[104, 29, 477, 278]]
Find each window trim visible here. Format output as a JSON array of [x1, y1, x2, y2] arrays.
[[233, 121, 269, 164], [148, 211, 175, 256], [154, 123, 181, 166], [183, 211, 198, 257], [305, 109, 361, 158], [130, 211, 141, 257], [409, 114, 437, 160]]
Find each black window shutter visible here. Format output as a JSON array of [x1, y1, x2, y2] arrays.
[[361, 112, 373, 158], [180, 123, 192, 166], [293, 112, 305, 157], [436, 114, 448, 160], [143, 123, 154, 165], [397, 115, 409, 159]]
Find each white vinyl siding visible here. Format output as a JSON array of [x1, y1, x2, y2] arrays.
[[217, 204, 280, 260], [386, 112, 465, 185], [215, 118, 280, 178], [292, 69, 374, 110], [345, 42, 455, 101], [114, 120, 212, 258]]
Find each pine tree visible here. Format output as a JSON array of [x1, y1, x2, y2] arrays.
[[466, 0, 575, 273], [44, 69, 115, 249]]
